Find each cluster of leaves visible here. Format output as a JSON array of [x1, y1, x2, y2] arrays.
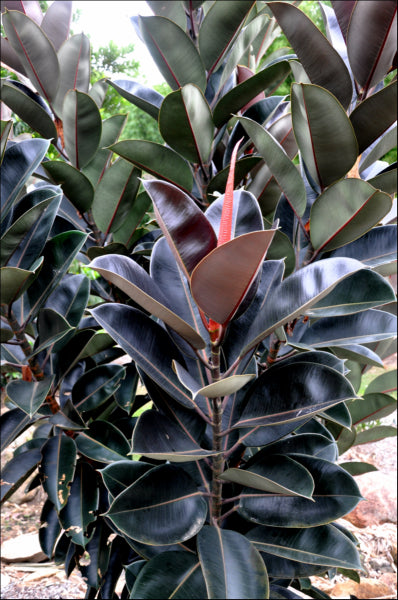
[[1, 1, 397, 599]]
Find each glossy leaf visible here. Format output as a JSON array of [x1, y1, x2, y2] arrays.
[[213, 60, 291, 128], [234, 362, 357, 429], [82, 520, 112, 590], [143, 179, 217, 278], [1, 80, 57, 140], [259, 431, 338, 463], [220, 454, 314, 499], [27, 231, 88, 320], [6, 376, 54, 418], [339, 461, 378, 476], [327, 225, 397, 270], [0, 407, 33, 453], [132, 410, 218, 462], [82, 114, 127, 187], [360, 124, 397, 172], [191, 230, 276, 324], [1, 448, 41, 503], [331, 344, 384, 368], [248, 524, 361, 569], [53, 33, 91, 117], [0, 259, 42, 305], [62, 90, 102, 169], [197, 526, 268, 600], [131, 551, 207, 599], [241, 258, 365, 356], [365, 369, 397, 395], [32, 308, 74, 355], [239, 455, 362, 527], [106, 464, 207, 545], [40, 0, 72, 51], [100, 460, 153, 499], [205, 189, 264, 239], [310, 179, 392, 252], [347, 0, 397, 91], [39, 500, 62, 558], [1, 138, 50, 223], [107, 79, 163, 120], [89, 254, 206, 350], [350, 81, 397, 154], [75, 421, 131, 463], [2, 9, 60, 104], [268, 2, 353, 108], [159, 84, 214, 164], [291, 83, 358, 189], [45, 273, 90, 327], [347, 393, 397, 426], [42, 160, 94, 213], [136, 15, 206, 91], [198, 1, 255, 73], [110, 140, 193, 192], [72, 365, 125, 413], [58, 460, 98, 547], [355, 425, 397, 445], [240, 116, 306, 218], [196, 374, 255, 399], [0, 120, 12, 163], [0, 36, 27, 77], [92, 159, 141, 234], [297, 309, 397, 348], [305, 268, 396, 317], [40, 434, 77, 511]]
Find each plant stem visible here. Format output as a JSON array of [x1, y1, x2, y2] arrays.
[[7, 309, 45, 381], [210, 342, 224, 525]]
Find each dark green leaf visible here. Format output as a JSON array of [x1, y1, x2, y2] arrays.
[[348, 393, 397, 426], [327, 225, 396, 270], [0, 258, 43, 305], [33, 308, 74, 355], [62, 90, 102, 169], [42, 161, 94, 213], [107, 79, 163, 120], [45, 274, 90, 327], [39, 500, 62, 558], [339, 462, 378, 476], [72, 365, 125, 413], [82, 114, 127, 187], [112, 190, 152, 247], [40, 434, 77, 511], [1, 448, 41, 503], [365, 369, 397, 395], [197, 526, 268, 600], [53, 33, 91, 118], [0, 407, 33, 453], [1, 81, 57, 140], [100, 460, 153, 498], [6, 376, 54, 418], [75, 421, 131, 463], [355, 425, 397, 445], [106, 464, 207, 544]]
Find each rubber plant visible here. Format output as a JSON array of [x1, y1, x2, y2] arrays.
[[0, 1, 397, 599]]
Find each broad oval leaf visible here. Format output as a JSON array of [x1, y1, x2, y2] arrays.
[[92, 159, 141, 234], [106, 464, 207, 545], [355, 425, 397, 445], [107, 79, 163, 120], [100, 460, 154, 499], [347, 393, 397, 427], [1, 81, 57, 140], [197, 526, 268, 600], [131, 551, 207, 600], [239, 116, 306, 218], [6, 376, 54, 418], [327, 224, 397, 269], [143, 179, 217, 278], [2, 9, 60, 104], [1, 448, 41, 503], [40, 0, 72, 51], [110, 140, 193, 192], [346, 0, 397, 91], [247, 523, 361, 569], [75, 421, 131, 463], [310, 179, 392, 252], [90, 304, 194, 409], [58, 460, 98, 547], [45, 273, 90, 327], [196, 374, 255, 399], [53, 33, 91, 118], [0, 259, 43, 305], [72, 364, 125, 413], [235, 362, 357, 430], [365, 369, 397, 395], [291, 83, 358, 189], [159, 84, 214, 164], [136, 15, 206, 91], [0, 407, 33, 453], [239, 455, 362, 527], [42, 160, 94, 213], [62, 90, 102, 169], [268, 2, 353, 108], [40, 434, 77, 511], [191, 230, 276, 325], [88, 254, 206, 350]]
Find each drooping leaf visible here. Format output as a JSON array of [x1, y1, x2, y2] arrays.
[[191, 230, 276, 325], [39, 500, 62, 558], [1, 80, 57, 140], [2, 8, 60, 104], [234, 362, 357, 430], [75, 421, 131, 463], [136, 15, 207, 91], [81, 519, 112, 589], [6, 376, 54, 418], [39, 434, 77, 511], [106, 464, 207, 545], [62, 90, 102, 169], [42, 160, 94, 213], [92, 159, 141, 234], [291, 83, 358, 189], [159, 84, 214, 164], [110, 140, 193, 192], [239, 116, 306, 218], [197, 526, 268, 600], [106, 79, 163, 120], [268, 2, 353, 108], [143, 179, 217, 278], [58, 460, 98, 547], [346, 0, 397, 91], [1, 448, 41, 503], [131, 551, 207, 600], [53, 33, 91, 117], [310, 179, 392, 252], [247, 523, 361, 569]]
